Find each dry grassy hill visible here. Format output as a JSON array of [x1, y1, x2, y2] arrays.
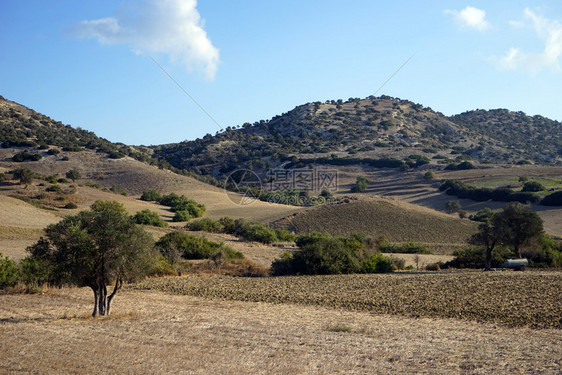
[[275, 197, 478, 253]]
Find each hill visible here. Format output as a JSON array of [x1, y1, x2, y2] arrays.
[[273, 197, 478, 253], [151, 95, 562, 180], [0, 96, 151, 161]]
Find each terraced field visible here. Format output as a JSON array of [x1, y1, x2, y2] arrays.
[[134, 271, 562, 329]]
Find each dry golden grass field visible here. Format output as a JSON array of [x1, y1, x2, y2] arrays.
[[282, 198, 478, 253], [1, 280, 560, 374]]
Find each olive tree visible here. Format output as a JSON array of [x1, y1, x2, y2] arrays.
[[65, 169, 81, 182], [492, 202, 543, 258], [27, 201, 155, 316], [469, 202, 543, 269]]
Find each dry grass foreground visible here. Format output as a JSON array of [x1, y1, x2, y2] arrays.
[[134, 271, 562, 329], [1, 288, 560, 374]]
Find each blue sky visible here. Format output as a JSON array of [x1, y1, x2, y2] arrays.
[[1, 1, 561, 145]]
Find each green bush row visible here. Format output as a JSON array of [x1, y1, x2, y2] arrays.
[[439, 180, 540, 204], [155, 231, 243, 262], [272, 233, 402, 275], [187, 217, 295, 244]]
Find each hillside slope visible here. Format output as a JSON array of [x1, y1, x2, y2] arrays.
[[274, 197, 479, 253], [152, 95, 562, 179]]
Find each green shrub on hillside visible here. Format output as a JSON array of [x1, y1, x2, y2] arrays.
[[541, 191, 562, 206], [110, 185, 127, 196], [522, 181, 545, 192], [173, 210, 193, 222], [133, 209, 168, 227], [186, 217, 223, 232], [13, 151, 42, 162], [362, 253, 394, 273], [140, 189, 162, 202], [46, 185, 61, 192], [156, 231, 240, 260]]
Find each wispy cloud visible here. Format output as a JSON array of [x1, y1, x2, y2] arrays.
[[72, 0, 220, 80], [492, 9, 562, 73], [445, 6, 490, 31]]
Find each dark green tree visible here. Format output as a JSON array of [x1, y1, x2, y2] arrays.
[[469, 221, 500, 271], [27, 201, 155, 317], [12, 168, 34, 184], [492, 202, 543, 258], [445, 200, 462, 213], [351, 176, 369, 193], [65, 169, 81, 182]]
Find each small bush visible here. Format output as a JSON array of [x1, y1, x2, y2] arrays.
[[146, 256, 177, 277], [45, 175, 58, 184], [425, 262, 441, 271], [140, 189, 162, 202], [13, 151, 42, 162], [541, 191, 562, 206], [0, 253, 20, 288], [46, 185, 62, 192], [133, 209, 168, 227], [186, 217, 223, 232], [423, 171, 434, 180], [274, 228, 295, 242], [64, 202, 78, 209], [84, 182, 101, 189], [47, 148, 60, 155], [363, 253, 394, 273], [156, 231, 230, 260], [173, 210, 192, 222], [522, 181, 545, 192], [110, 185, 127, 196], [390, 256, 405, 270], [57, 178, 69, 183]]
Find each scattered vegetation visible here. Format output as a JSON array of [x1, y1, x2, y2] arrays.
[[12, 151, 42, 162], [186, 217, 294, 244], [439, 180, 541, 204], [155, 231, 242, 262], [272, 233, 398, 275]]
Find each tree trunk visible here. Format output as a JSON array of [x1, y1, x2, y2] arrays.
[[91, 286, 99, 317], [514, 246, 521, 258], [98, 284, 107, 316], [485, 247, 492, 271], [91, 278, 123, 317], [106, 277, 122, 316]]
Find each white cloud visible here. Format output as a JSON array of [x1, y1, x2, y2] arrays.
[[72, 0, 220, 80], [492, 9, 562, 73], [445, 6, 490, 31]]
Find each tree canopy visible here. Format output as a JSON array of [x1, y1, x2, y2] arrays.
[[27, 200, 156, 316]]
